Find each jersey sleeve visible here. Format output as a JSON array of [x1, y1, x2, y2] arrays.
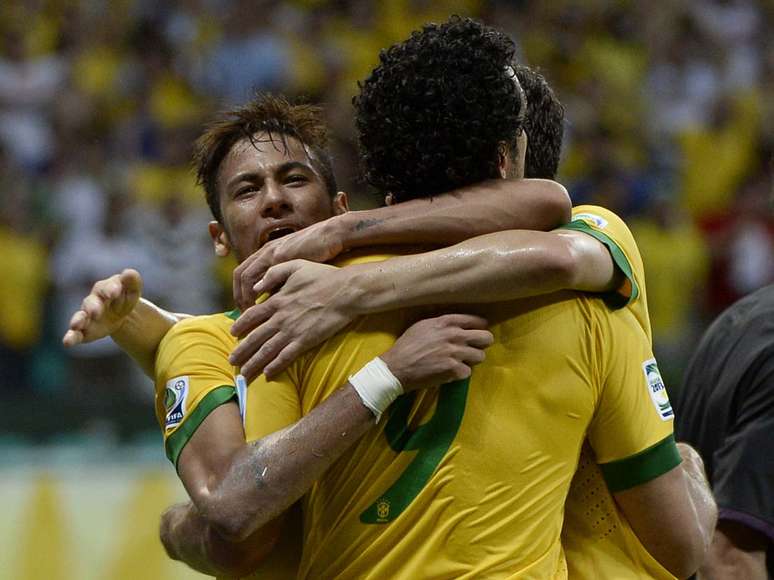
[[587, 306, 681, 492], [559, 205, 645, 309], [154, 317, 237, 468]]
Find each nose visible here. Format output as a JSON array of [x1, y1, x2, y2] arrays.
[[259, 181, 293, 218]]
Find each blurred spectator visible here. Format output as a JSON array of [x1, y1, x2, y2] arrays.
[[0, 153, 48, 391], [630, 194, 709, 384], [0, 0, 769, 441], [0, 28, 67, 170]]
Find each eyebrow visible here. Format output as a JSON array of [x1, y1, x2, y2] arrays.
[[226, 161, 315, 190]]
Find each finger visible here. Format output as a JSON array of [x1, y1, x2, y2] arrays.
[[93, 277, 122, 302], [239, 257, 272, 307], [232, 260, 245, 311], [462, 329, 494, 349], [252, 260, 303, 297], [69, 309, 89, 331], [457, 345, 487, 366], [263, 341, 306, 379], [81, 295, 105, 320], [230, 319, 280, 365], [230, 301, 274, 338], [62, 329, 83, 347], [240, 333, 290, 382], [120, 269, 143, 297], [438, 313, 489, 330]]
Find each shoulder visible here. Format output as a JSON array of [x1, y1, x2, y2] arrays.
[[156, 312, 236, 367]]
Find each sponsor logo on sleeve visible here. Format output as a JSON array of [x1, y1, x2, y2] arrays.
[[574, 212, 608, 229], [642, 359, 673, 421], [164, 376, 189, 430]]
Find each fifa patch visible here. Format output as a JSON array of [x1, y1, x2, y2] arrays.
[[642, 359, 673, 421], [574, 212, 608, 229], [164, 376, 189, 430]]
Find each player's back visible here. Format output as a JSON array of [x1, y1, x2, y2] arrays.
[[285, 250, 661, 579]]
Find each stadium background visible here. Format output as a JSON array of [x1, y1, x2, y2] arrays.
[[0, 0, 770, 578]]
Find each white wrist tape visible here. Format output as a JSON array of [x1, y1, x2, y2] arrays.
[[349, 357, 403, 422]]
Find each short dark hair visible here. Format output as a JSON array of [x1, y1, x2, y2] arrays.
[[515, 66, 564, 179], [354, 16, 526, 202], [193, 94, 337, 222]]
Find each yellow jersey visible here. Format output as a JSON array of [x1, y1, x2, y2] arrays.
[[560, 205, 678, 579], [274, 247, 679, 579], [154, 313, 301, 580]]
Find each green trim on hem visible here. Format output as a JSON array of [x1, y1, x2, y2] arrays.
[[559, 220, 639, 308], [225, 308, 240, 321], [600, 434, 682, 492], [165, 385, 237, 469]]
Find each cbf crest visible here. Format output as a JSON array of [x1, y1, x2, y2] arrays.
[[376, 499, 391, 521], [164, 376, 189, 430], [642, 359, 673, 421]]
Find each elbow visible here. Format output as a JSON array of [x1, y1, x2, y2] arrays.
[[207, 509, 257, 543], [538, 180, 572, 229]]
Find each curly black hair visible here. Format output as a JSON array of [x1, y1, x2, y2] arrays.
[[515, 65, 565, 179], [354, 16, 526, 202]]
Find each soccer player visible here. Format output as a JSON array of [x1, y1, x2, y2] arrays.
[[676, 284, 774, 579]]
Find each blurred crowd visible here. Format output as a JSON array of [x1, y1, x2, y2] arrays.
[[0, 0, 771, 440]]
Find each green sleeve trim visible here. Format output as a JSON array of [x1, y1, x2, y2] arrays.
[[165, 385, 237, 469], [225, 308, 240, 320], [559, 220, 639, 308], [599, 434, 682, 492]]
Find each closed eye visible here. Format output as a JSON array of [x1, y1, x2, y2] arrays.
[[285, 174, 309, 186], [235, 185, 259, 198]]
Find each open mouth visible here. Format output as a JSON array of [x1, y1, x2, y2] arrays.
[[266, 227, 296, 242]]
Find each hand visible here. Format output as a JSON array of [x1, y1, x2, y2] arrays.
[[381, 314, 493, 392], [62, 269, 143, 346], [233, 218, 344, 311], [230, 260, 358, 381]]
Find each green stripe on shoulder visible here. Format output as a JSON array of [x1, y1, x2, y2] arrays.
[[599, 434, 682, 492], [559, 220, 639, 308], [165, 385, 237, 469]]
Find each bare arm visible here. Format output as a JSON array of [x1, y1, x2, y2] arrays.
[[614, 443, 718, 579], [160, 314, 492, 574], [62, 269, 187, 377], [233, 178, 571, 309], [231, 229, 620, 380]]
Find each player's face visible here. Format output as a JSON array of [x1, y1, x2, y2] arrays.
[[210, 133, 348, 262]]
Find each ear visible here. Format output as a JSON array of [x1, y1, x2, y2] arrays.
[[332, 191, 350, 215], [208, 221, 231, 257], [384, 193, 396, 206]]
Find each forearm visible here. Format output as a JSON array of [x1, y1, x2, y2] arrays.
[[201, 384, 373, 541], [160, 502, 276, 577], [111, 299, 186, 377], [681, 460, 718, 565], [334, 178, 570, 249], [342, 230, 579, 315]]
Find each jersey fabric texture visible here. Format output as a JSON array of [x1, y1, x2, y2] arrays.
[[272, 244, 678, 579], [154, 312, 301, 580], [676, 284, 774, 575], [559, 205, 679, 580]]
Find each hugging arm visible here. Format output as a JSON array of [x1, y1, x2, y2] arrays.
[[232, 178, 571, 309], [613, 443, 717, 578], [231, 228, 621, 380], [159, 314, 492, 575]]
